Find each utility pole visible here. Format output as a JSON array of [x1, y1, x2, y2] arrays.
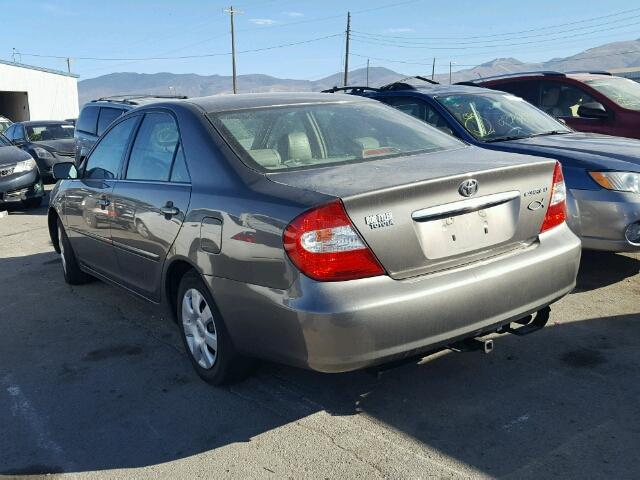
[[449, 61, 452, 84], [431, 58, 435, 80], [66, 57, 72, 74], [343, 11, 351, 87], [225, 6, 239, 94], [366, 58, 370, 87]]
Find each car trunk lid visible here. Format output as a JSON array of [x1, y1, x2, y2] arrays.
[[268, 147, 557, 279]]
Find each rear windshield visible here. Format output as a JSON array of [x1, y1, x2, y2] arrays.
[[26, 124, 74, 141], [207, 101, 463, 171]]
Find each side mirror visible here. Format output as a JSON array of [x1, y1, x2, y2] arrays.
[[577, 102, 609, 119], [52, 162, 78, 180]]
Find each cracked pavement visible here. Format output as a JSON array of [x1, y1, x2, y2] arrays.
[[1, 188, 639, 479]]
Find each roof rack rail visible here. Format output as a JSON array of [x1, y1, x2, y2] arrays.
[[321, 86, 380, 94], [379, 75, 440, 91], [464, 71, 566, 83], [93, 94, 189, 105], [565, 70, 612, 76]]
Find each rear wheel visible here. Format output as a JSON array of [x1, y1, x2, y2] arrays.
[[57, 219, 92, 284], [177, 271, 253, 385]]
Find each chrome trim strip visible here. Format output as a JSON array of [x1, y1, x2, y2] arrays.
[[412, 190, 520, 222], [112, 240, 160, 261]]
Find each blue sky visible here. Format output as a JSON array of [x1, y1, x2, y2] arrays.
[[1, 0, 638, 80]]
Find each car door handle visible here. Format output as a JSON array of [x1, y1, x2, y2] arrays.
[[160, 201, 180, 217], [99, 196, 110, 210]]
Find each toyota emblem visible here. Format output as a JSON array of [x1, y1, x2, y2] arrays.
[[458, 179, 479, 197]]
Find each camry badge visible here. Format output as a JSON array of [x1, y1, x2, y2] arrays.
[[458, 179, 479, 197]]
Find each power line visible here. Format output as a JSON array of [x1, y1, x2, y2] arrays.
[[235, 0, 422, 32], [355, 6, 640, 41], [17, 33, 343, 62], [349, 20, 640, 50], [351, 11, 640, 45]]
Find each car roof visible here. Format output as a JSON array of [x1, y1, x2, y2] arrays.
[[186, 92, 369, 112], [15, 120, 74, 126], [364, 83, 505, 98], [88, 95, 189, 107], [475, 71, 615, 84]]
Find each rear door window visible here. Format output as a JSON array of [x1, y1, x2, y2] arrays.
[[97, 107, 125, 136], [382, 97, 453, 134], [84, 116, 138, 180], [540, 81, 598, 118], [493, 81, 541, 105], [77, 106, 99, 135], [126, 113, 180, 181]]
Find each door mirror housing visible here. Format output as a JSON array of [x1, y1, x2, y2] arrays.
[[52, 162, 78, 180], [577, 102, 609, 119]]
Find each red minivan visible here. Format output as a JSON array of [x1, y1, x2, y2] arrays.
[[478, 72, 640, 139]]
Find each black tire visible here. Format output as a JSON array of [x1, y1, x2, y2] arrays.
[[177, 271, 253, 385], [22, 197, 43, 209], [57, 219, 92, 285]]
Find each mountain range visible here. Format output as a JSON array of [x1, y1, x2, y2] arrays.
[[78, 38, 640, 105]]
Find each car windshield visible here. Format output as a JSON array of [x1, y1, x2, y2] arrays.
[[0, 120, 11, 134], [437, 93, 571, 142], [207, 101, 464, 171], [585, 77, 640, 110], [0, 134, 9, 146], [25, 123, 74, 141]]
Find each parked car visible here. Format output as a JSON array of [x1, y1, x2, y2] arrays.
[[474, 71, 640, 139], [3, 120, 76, 180], [75, 95, 187, 163], [0, 133, 44, 208], [0, 115, 12, 134], [336, 81, 640, 251], [49, 93, 581, 385]]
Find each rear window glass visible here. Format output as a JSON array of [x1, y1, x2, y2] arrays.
[[207, 101, 463, 171], [77, 106, 99, 134], [26, 124, 74, 141], [97, 107, 125, 136]]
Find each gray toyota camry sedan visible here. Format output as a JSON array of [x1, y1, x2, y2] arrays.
[[48, 93, 581, 385]]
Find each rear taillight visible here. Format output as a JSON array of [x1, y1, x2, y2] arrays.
[[283, 200, 385, 281], [540, 161, 567, 233]]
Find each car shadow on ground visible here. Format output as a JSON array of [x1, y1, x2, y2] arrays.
[[0, 251, 638, 477], [574, 250, 640, 292]]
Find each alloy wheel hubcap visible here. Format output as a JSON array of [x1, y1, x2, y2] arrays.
[[181, 288, 218, 369]]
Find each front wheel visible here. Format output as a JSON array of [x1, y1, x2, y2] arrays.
[[57, 219, 92, 285], [177, 271, 253, 385]]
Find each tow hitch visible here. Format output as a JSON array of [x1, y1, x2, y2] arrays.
[[497, 306, 550, 337], [449, 337, 494, 354], [448, 306, 551, 354]]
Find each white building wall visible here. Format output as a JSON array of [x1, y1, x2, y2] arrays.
[[0, 61, 79, 120]]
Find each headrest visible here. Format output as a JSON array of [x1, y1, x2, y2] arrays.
[[249, 149, 281, 168], [353, 137, 380, 150], [542, 88, 560, 106], [287, 132, 312, 162]]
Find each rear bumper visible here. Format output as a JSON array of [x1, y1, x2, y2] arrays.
[[569, 188, 640, 252], [207, 222, 581, 372], [0, 170, 44, 203]]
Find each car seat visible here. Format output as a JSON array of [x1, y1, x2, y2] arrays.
[[541, 87, 563, 117]]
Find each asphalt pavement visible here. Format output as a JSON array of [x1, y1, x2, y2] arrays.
[[1, 189, 639, 479]]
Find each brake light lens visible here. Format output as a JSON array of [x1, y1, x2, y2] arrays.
[[540, 161, 567, 233], [283, 200, 385, 281]]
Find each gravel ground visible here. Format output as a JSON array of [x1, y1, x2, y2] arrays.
[[1, 189, 639, 479]]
